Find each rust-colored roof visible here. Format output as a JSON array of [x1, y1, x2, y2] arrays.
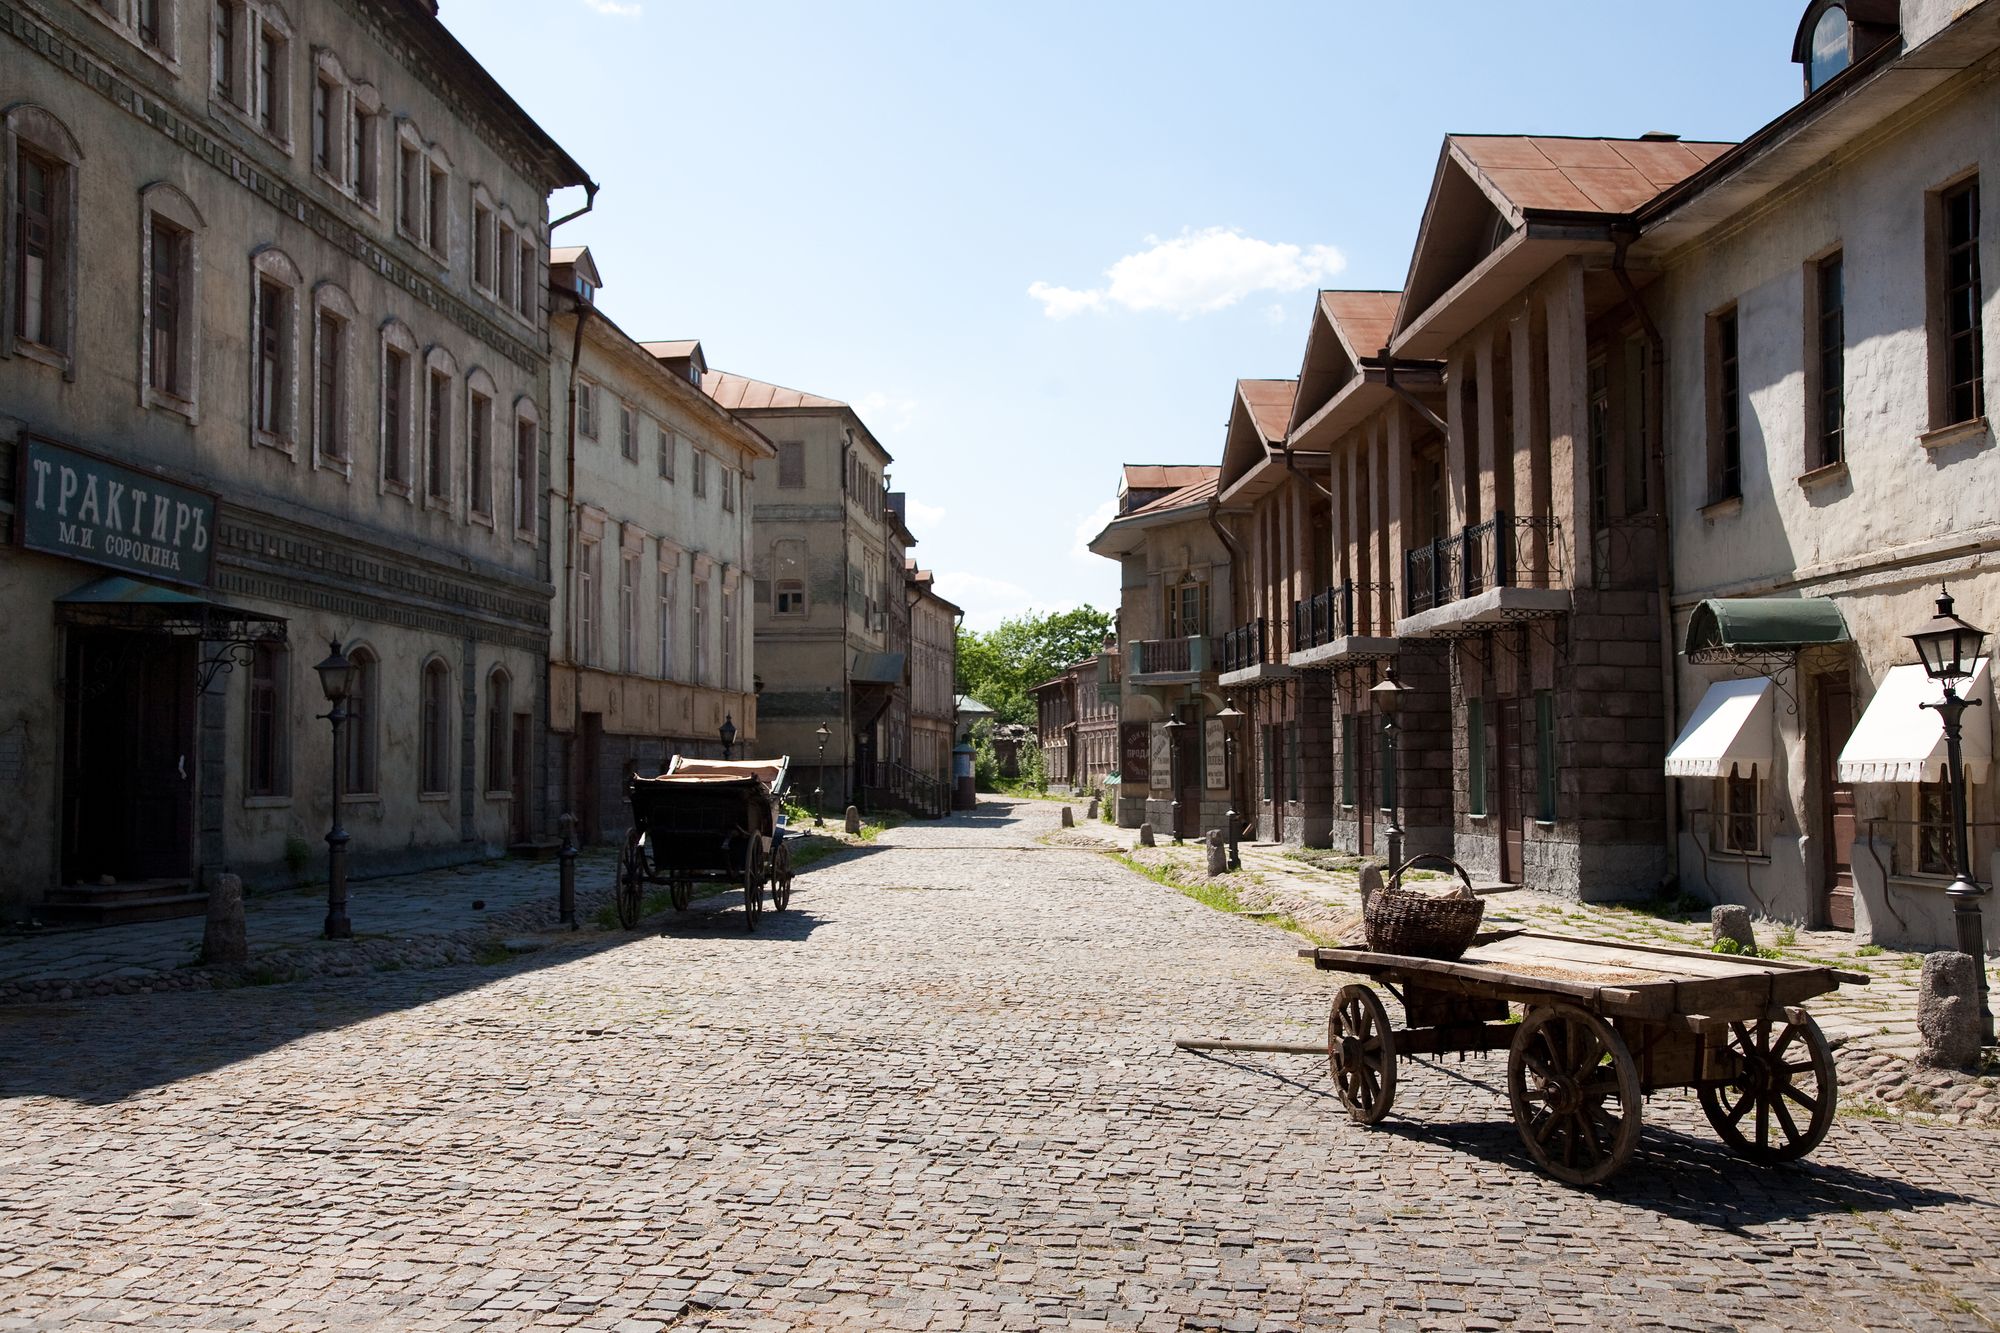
[[550, 245, 587, 266], [641, 339, 702, 360], [1128, 474, 1219, 518], [1237, 380, 1296, 446], [1319, 291, 1400, 359], [1122, 464, 1216, 491], [1453, 135, 1736, 215], [702, 370, 847, 412]]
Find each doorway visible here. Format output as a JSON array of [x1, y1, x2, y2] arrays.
[[1175, 703, 1202, 838], [62, 632, 196, 884], [1497, 697, 1525, 884], [1817, 675, 1856, 930], [578, 712, 603, 843]]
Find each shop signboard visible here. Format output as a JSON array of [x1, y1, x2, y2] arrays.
[[16, 438, 215, 586], [1205, 720, 1227, 789], [1120, 722, 1150, 787]]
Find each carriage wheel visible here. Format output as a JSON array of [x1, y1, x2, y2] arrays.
[[1508, 1004, 1643, 1187], [770, 839, 794, 913], [1327, 984, 1397, 1125], [614, 828, 645, 930], [1698, 1010, 1837, 1164], [741, 838, 766, 931], [669, 877, 692, 912]]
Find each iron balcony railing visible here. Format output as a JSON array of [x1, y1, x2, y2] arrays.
[[1218, 617, 1267, 673], [1403, 512, 1565, 616], [1130, 636, 1213, 676]]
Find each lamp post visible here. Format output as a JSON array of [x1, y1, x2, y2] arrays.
[[719, 713, 737, 759], [313, 641, 355, 941], [1216, 699, 1245, 869], [1162, 716, 1186, 844], [814, 722, 831, 826], [1371, 663, 1410, 873], [1909, 586, 1993, 1046]]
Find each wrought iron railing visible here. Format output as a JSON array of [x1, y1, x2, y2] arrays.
[[1403, 512, 1564, 616], [1130, 636, 1212, 676], [1218, 618, 1267, 673]]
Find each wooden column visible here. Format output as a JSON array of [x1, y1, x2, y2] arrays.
[[1544, 259, 1591, 587], [1382, 407, 1406, 629], [1475, 329, 1500, 528]]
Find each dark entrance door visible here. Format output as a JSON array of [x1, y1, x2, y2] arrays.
[[1497, 696, 1525, 884], [509, 713, 531, 844], [63, 631, 196, 883], [578, 712, 603, 843], [1175, 703, 1201, 838], [1818, 676, 1857, 930]]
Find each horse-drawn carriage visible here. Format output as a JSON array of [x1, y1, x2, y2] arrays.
[[615, 756, 796, 931]]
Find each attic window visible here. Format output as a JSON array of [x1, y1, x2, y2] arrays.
[[1808, 4, 1850, 90], [574, 275, 594, 302]]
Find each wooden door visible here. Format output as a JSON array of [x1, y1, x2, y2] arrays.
[[129, 639, 196, 880], [1498, 697, 1524, 884], [1819, 677, 1857, 930], [65, 633, 193, 883], [1175, 705, 1201, 838], [578, 713, 602, 843], [509, 713, 531, 844]]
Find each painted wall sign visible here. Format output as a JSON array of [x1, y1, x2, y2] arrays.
[[17, 439, 216, 586], [1205, 720, 1228, 789], [1120, 722, 1151, 787]]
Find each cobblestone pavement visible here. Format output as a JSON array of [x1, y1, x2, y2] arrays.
[[3, 799, 1998, 1331]]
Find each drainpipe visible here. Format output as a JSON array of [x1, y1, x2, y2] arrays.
[[558, 294, 592, 824], [1279, 441, 1334, 502], [1610, 226, 1682, 893], [1382, 358, 1450, 438]]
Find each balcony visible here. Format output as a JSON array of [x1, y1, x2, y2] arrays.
[[1217, 616, 1292, 687], [1286, 581, 1400, 668], [1398, 512, 1568, 638], [1127, 635, 1213, 686]]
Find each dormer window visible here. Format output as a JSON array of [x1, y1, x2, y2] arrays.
[[1793, 0, 1898, 97], [575, 276, 594, 302], [1808, 4, 1850, 90]]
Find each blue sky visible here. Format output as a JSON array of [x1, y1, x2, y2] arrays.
[[446, 1, 1807, 629]]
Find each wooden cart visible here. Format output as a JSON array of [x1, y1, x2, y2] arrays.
[[1302, 932, 1868, 1186], [615, 757, 795, 932]]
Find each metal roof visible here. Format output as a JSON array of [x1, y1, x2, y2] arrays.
[[1451, 135, 1736, 217], [1237, 379, 1297, 446], [702, 370, 847, 412]]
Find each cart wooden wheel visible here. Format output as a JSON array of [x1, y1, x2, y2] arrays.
[[614, 828, 644, 930], [1328, 984, 1397, 1125], [668, 877, 692, 912], [770, 839, 794, 912], [1698, 1010, 1837, 1164], [741, 837, 766, 931], [1508, 1004, 1643, 1186]]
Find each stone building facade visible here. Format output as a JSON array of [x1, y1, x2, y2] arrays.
[[545, 248, 769, 844], [907, 564, 960, 807], [0, 0, 586, 918], [1031, 651, 1117, 796]]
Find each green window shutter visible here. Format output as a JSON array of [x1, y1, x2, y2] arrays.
[[1341, 715, 1356, 806], [1468, 698, 1486, 817], [1536, 689, 1558, 822]]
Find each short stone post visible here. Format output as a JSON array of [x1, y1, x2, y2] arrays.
[[1060, 806, 1075, 828], [1138, 822, 1155, 848], [1919, 951, 1983, 1070], [558, 813, 578, 928], [200, 873, 246, 966], [1205, 830, 1228, 877], [1711, 904, 1756, 951], [1086, 797, 1100, 821], [844, 805, 862, 835]]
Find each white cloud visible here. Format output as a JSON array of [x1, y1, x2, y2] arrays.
[[1072, 498, 1118, 561], [581, 0, 642, 14], [856, 390, 919, 435], [906, 497, 946, 531], [1029, 227, 1347, 320]]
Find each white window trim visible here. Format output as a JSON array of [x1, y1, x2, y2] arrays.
[[421, 344, 458, 513], [657, 423, 675, 481], [483, 666, 512, 799], [309, 280, 357, 478], [618, 398, 638, 462], [138, 180, 203, 422], [464, 365, 498, 527], [377, 316, 417, 500], [248, 244, 302, 456], [576, 377, 599, 440], [393, 118, 451, 264], [309, 48, 380, 214], [657, 540, 681, 681], [469, 181, 497, 296], [216, 1, 295, 155], [86, 0, 180, 69], [514, 230, 539, 322], [2, 103, 82, 379], [512, 395, 539, 544], [418, 654, 453, 800]]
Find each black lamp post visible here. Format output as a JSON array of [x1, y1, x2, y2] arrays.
[[313, 641, 355, 941], [1371, 664, 1410, 872], [814, 722, 831, 826], [1162, 716, 1186, 844], [719, 713, 737, 759], [1216, 699, 1245, 869], [1909, 586, 1993, 1046]]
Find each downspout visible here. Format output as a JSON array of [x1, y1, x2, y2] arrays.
[[549, 182, 600, 234], [558, 293, 592, 823], [1382, 358, 1450, 438], [1279, 441, 1334, 502], [1610, 225, 1682, 893]]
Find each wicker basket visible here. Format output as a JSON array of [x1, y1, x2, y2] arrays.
[[1363, 861, 1485, 960]]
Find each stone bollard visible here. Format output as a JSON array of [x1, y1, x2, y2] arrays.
[[1086, 797, 1100, 821], [1060, 806, 1075, 828], [1711, 904, 1756, 951], [201, 873, 247, 966], [845, 805, 862, 835], [1358, 863, 1385, 909], [1918, 951, 1983, 1070], [1138, 822, 1155, 848], [1205, 830, 1228, 877]]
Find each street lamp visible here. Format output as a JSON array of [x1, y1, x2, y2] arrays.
[[814, 722, 831, 826], [1216, 699, 1246, 869], [313, 640, 355, 941], [1161, 716, 1186, 844], [1909, 586, 1993, 1045], [1371, 663, 1411, 873], [719, 713, 737, 759]]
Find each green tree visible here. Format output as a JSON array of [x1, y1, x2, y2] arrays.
[[955, 605, 1114, 726]]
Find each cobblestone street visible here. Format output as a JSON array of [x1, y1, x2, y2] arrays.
[[2, 799, 1997, 1331]]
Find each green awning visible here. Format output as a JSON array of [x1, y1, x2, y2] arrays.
[[1684, 597, 1849, 657], [55, 575, 288, 641], [851, 652, 906, 686]]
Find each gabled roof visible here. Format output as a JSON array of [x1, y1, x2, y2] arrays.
[[1454, 135, 1734, 217], [1130, 474, 1218, 517], [1290, 291, 1400, 432], [1122, 464, 1214, 491], [1218, 379, 1298, 498], [641, 339, 704, 363], [702, 371, 847, 412], [550, 245, 603, 292]]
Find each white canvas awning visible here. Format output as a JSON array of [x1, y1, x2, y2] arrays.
[[1838, 658, 1992, 784], [1665, 677, 1774, 778]]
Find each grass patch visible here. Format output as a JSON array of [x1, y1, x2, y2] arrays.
[[472, 939, 513, 966], [1775, 924, 1799, 949], [1110, 850, 1343, 947], [1854, 943, 1885, 957], [1284, 848, 1366, 874], [1902, 1086, 1938, 1113], [1712, 937, 1784, 960], [784, 838, 844, 871]]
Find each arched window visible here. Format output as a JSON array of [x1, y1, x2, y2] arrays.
[[344, 645, 378, 795], [464, 366, 497, 522], [249, 245, 303, 453], [140, 182, 202, 418], [311, 281, 358, 473], [422, 345, 458, 509], [4, 104, 83, 376], [484, 665, 510, 794], [378, 318, 417, 496], [1808, 5, 1850, 91], [512, 396, 539, 540], [419, 656, 452, 795]]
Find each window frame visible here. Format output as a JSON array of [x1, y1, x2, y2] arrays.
[[469, 183, 497, 296], [656, 544, 679, 679], [618, 399, 637, 463], [721, 568, 738, 690], [343, 643, 379, 798], [418, 655, 453, 799], [1915, 779, 1957, 876], [577, 522, 603, 669], [394, 118, 451, 264], [2, 104, 82, 378], [1928, 172, 1986, 431], [512, 397, 539, 542], [421, 344, 457, 511], [691, 564, 710, 685], [464, 367, 497, 524], [1712, 763, 1764, 857], [618, 536, 641, 673], [576, 378, 598, 440], [213, 2, 294, 153], [88, 0, 180, 66], [656, 423, 674, 481], [691, 448, 708, 499], [378, 317, 417, 498], [777, 439, 805, 489], [310, 281, 357, 476], [483, 666, 511, 799], [1803, 248, 1845, 472], [1467, 696, 1487, 817], [139, 182, 203, 420], [249, 245, 302, 455], [244, 640, 291, 802], [1705, 304, 1743, 504]]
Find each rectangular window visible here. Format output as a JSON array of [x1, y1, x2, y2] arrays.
[[14, 150, 58, 348], [1286, 723, 1300, 803], [398, 141, 421, 235], [1716, 765, 1762, 856], [256, 277, 288, 437], [246, 643, 289, 798], [1467, 697, 1486, 816], [721, 582, 736, 688], [578, 539, 600, 667], [497, 221, 516, 309], [722, 466, 736, 512], [776, 580, 805, 615], [657, 562, 675, 677], [657, 425, 674, 480], [1535, 689, 1557, 823], [1621, 337, 1651, 515], [349, 105, 376, 204], [426, 368, 449, 502], [137, 0, 162, 49], [516, 239, 535, 317], [778, 440, 804, 488], [383, 344, 410, 486], [473, 199, 493, 290], [1811, 252, 1845, 468], [1917, 780, 1956, 875], [1341, 714, 1357, 807], [1377, 723, 1395, 812], [316, 309, 345, 462], [514, 415, 536, 533], [344, 653, 376, 795], [426, 162, 448, 254], [421, 662, 451, 794], [1262, 725, 1277, 801], [1940, 177, 1985, 426], [692, 577, 709, 683], [619, 402, 636, 462], [692, 450, 707, 498], [312, 77, 334, 172], [1586, 357, 1609, 530], [148, 216, 185, 396], [1709, 307, 1741, 501], [468, 390, 491, 516], [576, 381, 597, 439], [256, 27, 283, 137], [619, 550, 639, 672], [213, 2, 240, 106]]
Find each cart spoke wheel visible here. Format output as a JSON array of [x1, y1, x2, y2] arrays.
[[741, 837, 766, 931], [1508, 1004, 1642, 1187], [614, 827, 645, 930], [1327, 984, 1397, 1125], [1699, 1010, 1836, 1164], [668, 877, 691, 912], [770, 840, 794, 913]]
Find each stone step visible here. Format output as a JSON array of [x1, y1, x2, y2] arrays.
[[508, 840, 564, 860], [41, 882, 206, 927]]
